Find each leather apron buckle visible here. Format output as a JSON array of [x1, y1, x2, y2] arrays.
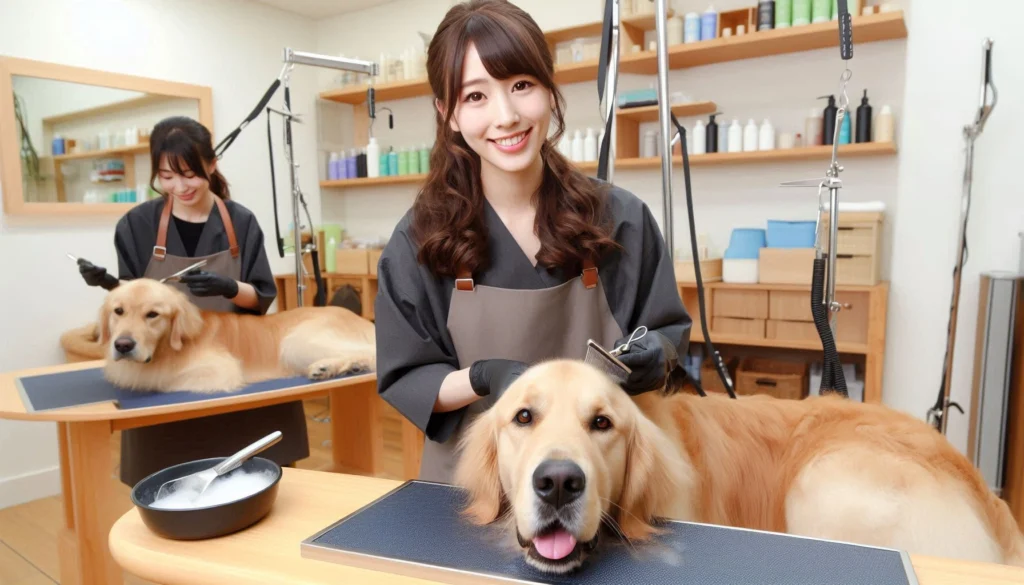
[[582, 266, 598, 289], [153, 246, 167, 260], [455, 277, 474, 292]]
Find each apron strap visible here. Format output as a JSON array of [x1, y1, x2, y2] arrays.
[[153, 196, 240, 260], [455, 256, 599, 291]]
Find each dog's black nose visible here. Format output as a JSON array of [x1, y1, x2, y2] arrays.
[[114, 337, 136, 355], [532, 459, 586, 508]]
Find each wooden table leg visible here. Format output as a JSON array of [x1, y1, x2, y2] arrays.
[[60, 420, 122, 585], [330, 380, 381, 476], [401, 419, 424, 481]]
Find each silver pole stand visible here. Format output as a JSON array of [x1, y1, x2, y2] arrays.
[[599, 0, 621, 184], [927, 39, 997, 434], [277, 48, 377, 307], [654, 0, 674, 257]]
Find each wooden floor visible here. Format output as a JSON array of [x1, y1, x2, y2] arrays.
[[0, 398, 344, 585]]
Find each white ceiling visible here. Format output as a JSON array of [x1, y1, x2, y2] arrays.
[[250, 0, 398, 19]]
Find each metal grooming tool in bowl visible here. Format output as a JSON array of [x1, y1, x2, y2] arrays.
[[583, 326, 647, 383], [155, 431, 282, 503]]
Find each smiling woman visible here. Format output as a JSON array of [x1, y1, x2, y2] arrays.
[[374, 0, 692, 492]]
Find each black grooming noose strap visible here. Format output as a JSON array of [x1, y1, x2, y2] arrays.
[[596, 0, 614, 181]]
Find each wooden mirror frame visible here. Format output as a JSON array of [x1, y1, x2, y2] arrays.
[[0, 56, 213, 217]]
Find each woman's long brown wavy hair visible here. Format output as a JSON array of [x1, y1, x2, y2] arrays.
[[411, 0, 619, 278]]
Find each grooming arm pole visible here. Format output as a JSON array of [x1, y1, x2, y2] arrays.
[[278, 48, 378, 307], [654, 0, 674, 257]]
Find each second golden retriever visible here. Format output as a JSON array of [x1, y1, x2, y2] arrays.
[[99, 278, 376, 392], [453, 360, 1024, 574]]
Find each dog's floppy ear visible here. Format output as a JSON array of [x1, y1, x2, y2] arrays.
[[453, 408, 503, 525], [617, 410, 689, 541], [97, 300, 112, 345], [169, 295, 203, 351]]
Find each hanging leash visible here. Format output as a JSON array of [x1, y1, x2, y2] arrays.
[[926, 39, 998, 434], [596, 0, 620, 182]]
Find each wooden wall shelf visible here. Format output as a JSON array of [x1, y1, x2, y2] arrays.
[[618, 101, 718, 122], [319, 11, 906, 106], [53, 143, 148, 162], [319, 142, 895, 190]]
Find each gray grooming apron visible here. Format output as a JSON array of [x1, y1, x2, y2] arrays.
[[119, 196, 309, 486], [418, 258, 624, 484]]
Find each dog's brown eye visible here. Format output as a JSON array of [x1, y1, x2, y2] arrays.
[[146, 311, 159, 319], [592, 415, 613, 431], [514, 409, 532, 426], [114, 307, 124, 316]]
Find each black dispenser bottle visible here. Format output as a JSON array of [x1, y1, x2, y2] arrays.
[[706, 112, 720, 153], [820, 95, 838, 145], [856, 89, 873, 143]]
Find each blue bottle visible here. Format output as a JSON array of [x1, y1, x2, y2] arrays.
[[387, 149, 398, 176], [345, 148, 357, 178], [838, 111, 852, 144], [700, 6, 718, 40]]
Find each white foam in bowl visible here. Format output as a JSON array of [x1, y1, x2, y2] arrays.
[[149, 469, 277, 510]]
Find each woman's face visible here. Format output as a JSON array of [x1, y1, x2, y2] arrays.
[[157, 155, 213, 207], [446, 42, 552, 176]]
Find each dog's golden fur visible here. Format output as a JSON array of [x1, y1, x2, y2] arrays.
[[99, 279, 375, 392], [454, 360, 1024, 573]]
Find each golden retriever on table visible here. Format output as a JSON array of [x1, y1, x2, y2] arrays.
[[98, 278, 375, 392], [453, 360, 1024, 574]]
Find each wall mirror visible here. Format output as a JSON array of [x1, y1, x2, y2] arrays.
[[0, 57, 212, 216]]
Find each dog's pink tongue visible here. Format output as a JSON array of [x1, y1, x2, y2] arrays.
[[533, 529, 577, 560]]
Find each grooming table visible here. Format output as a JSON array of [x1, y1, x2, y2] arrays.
[[301, 481, 916, 585], [0, 360, 407, 585], [107, 467, 1024, 585], [16, 366, 366, 411]]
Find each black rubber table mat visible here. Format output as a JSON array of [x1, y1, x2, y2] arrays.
[[17, 367, 366, 412], [302, 481, 918, 585]]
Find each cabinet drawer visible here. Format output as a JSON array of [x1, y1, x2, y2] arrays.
[[766, 319, 819, 342], [835, 291, 869, 345], [712, 289, 768, 319], [769, 291, 813, 322], [712, 317, 765, 339]]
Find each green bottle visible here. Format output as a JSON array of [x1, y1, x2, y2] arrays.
[[811, 0, 831, 23], [379, 153, 390, 176], [775, 0, 792, 28], [792, 0, 811, 25], [419, 143, 430, 173], [397, 148, 409, 175]]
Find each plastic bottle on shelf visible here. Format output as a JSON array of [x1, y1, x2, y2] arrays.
[[367, 137, 380, 178], [583, 128, 597, 162], [758, 119, 775, 150], [387, 147, 399, 176], [727, 119, 743, 153], [328, 152, 339, 180], [692, 119, 706, 155], [419, 143, 430, 172], [571, 129, 584, 162], [743, 119, 758, 152]]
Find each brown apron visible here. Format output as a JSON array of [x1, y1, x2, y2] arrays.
[[418, 258, 624, 484], [119, 196, 309, 486]]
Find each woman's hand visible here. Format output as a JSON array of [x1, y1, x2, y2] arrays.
[[179, 270, 239, 299], [77, 259, 120, 291], [614, 330, 679, 395], [469, 359, 530, 403]]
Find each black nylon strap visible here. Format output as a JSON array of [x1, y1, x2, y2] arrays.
[[215, 79, 281, 158], [267, 108, 284, 258]]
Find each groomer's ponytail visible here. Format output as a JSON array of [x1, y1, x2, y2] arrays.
[[149, 116, 231, 200]]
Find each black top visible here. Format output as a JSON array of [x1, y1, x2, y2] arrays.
[[373, 180, 692, 442], [113, 197, 278, 315], [173, 216, 205, 257]]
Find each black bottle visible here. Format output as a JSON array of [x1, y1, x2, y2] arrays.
[[856, 89, 873, 143], [706, 112, 720, 153], [356, 150, 367, 178], [758, 0, 775, 31], [820, 95, 838, 145]]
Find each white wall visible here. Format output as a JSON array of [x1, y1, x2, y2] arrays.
[[0, 0, 320, 509], [885, 0, 1024, 453]]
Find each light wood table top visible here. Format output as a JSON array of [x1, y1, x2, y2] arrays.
[[108, 468, 1024, 585], [0, 359, 376, 425]]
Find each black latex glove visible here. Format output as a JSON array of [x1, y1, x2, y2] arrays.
[[178, 269, 239, 299], [469, 359, 530, 403], [614, 330, 679, 395], [77, 259, 119, 291]]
